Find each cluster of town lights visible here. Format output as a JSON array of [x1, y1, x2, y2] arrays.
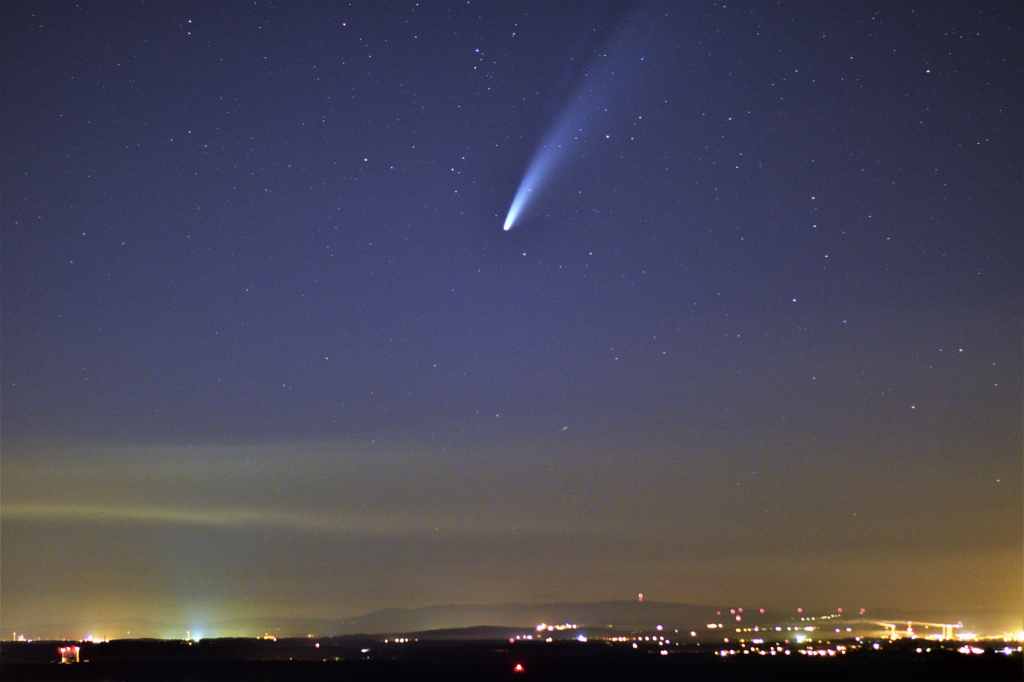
[[717, 648, 795, 657], [14, 607, 1024, 669], [535, 622, 579, 632]]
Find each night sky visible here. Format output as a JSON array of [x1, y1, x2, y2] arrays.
[[2, 1, 1021, 634]]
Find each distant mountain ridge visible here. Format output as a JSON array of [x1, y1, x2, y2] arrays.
[[7, 602, 1019, 641], [206, 601, 720, 638], [6, 601, 715, 640]]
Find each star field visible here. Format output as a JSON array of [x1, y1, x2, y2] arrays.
[[1, 1, 1020, 632]]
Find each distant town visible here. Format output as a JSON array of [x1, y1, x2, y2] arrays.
[[3, 601, 1021, 680]]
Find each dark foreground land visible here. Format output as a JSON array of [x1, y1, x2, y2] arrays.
[[2, 637, 1021, 681]]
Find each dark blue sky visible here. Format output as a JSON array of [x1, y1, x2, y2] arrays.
[[2, 1, 1021, 634]]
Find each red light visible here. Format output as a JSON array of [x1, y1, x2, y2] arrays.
[[837, 608, 843, 613], [797, 608, 802, 613], [514, 663, 525, 673], [759, 609, 764, 614]]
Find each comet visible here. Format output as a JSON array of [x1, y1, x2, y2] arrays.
[[502, 10, 645, 232], [502, 113, 577, 231], [502, 82, 602, 232]]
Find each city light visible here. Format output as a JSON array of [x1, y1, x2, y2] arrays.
[[536, 622, 579, 632]]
